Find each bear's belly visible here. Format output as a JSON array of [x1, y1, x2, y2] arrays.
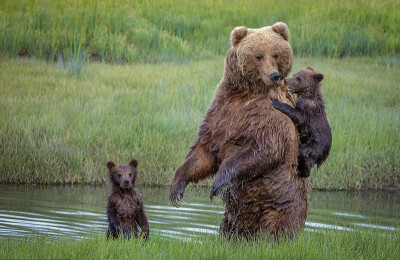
[[221, 169, 311, 237]]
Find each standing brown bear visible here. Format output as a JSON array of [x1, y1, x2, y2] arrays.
[[170, 22, 311, 239], [106, 158, 149, 240], [272, 67, 332, 178]]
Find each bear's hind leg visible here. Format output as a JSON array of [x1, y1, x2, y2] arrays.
[[121, 224, 132, 239]]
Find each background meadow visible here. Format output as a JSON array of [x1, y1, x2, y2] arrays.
[[0, 0, 399, 63], [0, 0, 399, 189]]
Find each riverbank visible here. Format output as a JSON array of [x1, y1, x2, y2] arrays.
[[0, 57, 399, 189]]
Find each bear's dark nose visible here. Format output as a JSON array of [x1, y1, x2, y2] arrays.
[[123, 180, 130, 185], [269, 71, 280, 83]]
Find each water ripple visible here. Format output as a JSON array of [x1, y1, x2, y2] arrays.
[[352, 223, 397, 231], [306, 222, 353, 231]]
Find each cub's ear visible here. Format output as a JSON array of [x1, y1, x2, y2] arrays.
[[306, 66, 315, 72], [271, 22, 289, 41], [129, 158, 138, 168], [106, 161, 116, 170], [230, 26, 248, 47], [313, 73, 324, 82]]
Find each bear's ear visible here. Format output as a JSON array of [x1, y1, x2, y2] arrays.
[[129, 158, 138, 168], [106, 161, 116, 170], [271, 22, 289, 41], [306, 66, 315, 72], [313, 73, 324, 82], [230, 26, 248, 47]]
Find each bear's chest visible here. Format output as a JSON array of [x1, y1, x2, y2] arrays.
[[209, 97, 272, 149], [115, 195, 138, 220], [223, 98, 270, 135]]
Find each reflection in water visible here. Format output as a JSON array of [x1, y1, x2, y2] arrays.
[[0, 184, 399, 240]]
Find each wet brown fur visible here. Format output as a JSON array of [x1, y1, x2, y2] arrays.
[[170, 22, 311, 239], [106, 158, 149, 240], [272, 67, 332, 178]]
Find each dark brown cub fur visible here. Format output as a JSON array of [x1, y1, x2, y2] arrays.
[[106, 158, 149, 240], [272, 67, 332, 177]]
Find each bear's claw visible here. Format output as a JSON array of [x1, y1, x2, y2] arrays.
[[170, 192, 183, 208], [170, 180, 186, 207], [210, 179, 225, 200], [210, 188, 217, 201]]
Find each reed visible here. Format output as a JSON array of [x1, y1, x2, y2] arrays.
[[0, 0, 399, 63]]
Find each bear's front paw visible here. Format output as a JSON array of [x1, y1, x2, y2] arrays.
[[271, 98, 283, 109], [297, 168, 310, 178], [170, 179, 187, 207], [210, 174, 230, 200]]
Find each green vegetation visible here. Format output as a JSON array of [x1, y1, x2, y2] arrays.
[[0, 0, 399, 188], [1, 229, 399, 260], [1, 0, 399, 63], [0, 57, 399, 189]]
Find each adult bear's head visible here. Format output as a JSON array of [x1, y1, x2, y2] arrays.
[[230, 22, 292, 88]]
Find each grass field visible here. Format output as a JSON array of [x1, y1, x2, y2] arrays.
[[0, 0, 399, 188], [0, 57, 399, 189], [1, 0, 399, 63], [1, 229, 399, 259]]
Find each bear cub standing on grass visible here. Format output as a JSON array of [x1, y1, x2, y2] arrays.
[[106, 158, 149, 240], [272, 67, 332, 178]]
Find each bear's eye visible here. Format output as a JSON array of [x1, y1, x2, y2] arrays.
[[296, 77, 301, 83], [117, 174, 122, 178], [256, 55, 263, 61], [273, 54, 278, 59], [129, 173, 133, 177]]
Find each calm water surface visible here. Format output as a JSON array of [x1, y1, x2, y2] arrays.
[[0, 184, 399, 240]]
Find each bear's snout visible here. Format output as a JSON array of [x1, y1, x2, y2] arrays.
[[121, 179, 131, 188], [269, 71, 280, 84]]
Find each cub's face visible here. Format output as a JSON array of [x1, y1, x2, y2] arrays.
[[285, 67, 323, 95], [231, 22, 293, 87], [107, 159, 138, 189]]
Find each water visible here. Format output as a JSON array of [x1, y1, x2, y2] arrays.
[[0, 184, 399, 240]]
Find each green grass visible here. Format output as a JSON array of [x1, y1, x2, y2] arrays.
[[0, 57, 399, 189], [1, 229, 399, 259], [0, 0, 399, 63]]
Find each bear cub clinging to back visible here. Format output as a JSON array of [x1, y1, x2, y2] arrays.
[[272, 67, 332, 178], [106, 158, 149, 240]]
